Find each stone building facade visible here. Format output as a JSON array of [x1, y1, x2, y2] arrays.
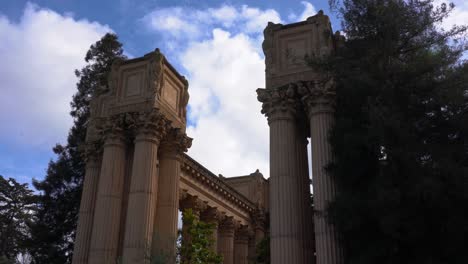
[[73, 11, 344, 264]]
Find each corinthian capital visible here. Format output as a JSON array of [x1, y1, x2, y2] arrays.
[[296, 78, 336, 115], [82, 141, 103, 164], [134, 109, 172, 143], [256, 85, 301, 121], [98, 113, 135, 142], [160, 128, 193, 156]]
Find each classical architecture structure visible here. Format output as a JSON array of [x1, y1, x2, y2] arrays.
[[73, 11, 344, 264]]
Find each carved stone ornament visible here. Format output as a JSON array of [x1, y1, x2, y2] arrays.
[[82, 141, 103, 163], [295, 78, 336, 110], [145, 48, 164, 99], [200, 207, 222, 223], [107, 58, 125, 95], [256, 85, 301, 119], [133, 109, 172, 142], [160, 128, 193, 154], [179, 195, 207, 214], [262, 22, 282, 76], [97, 112, 137, 141], [235, 225, 251, 241]]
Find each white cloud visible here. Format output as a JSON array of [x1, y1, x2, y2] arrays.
[[438, 0, 468, 31], [182, 29, 269, 177], [0, 3, 112, 148], [143, 2, 315, 178], [288, 1, 317, 22], [143, 4, 282, 40]]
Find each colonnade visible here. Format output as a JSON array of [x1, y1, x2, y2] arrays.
[[72, 110, 192, 264], [257, 79, 342, 264], [179, 194, 263, 264]]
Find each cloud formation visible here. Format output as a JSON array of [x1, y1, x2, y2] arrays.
[[0, 3, 111, 148], [144, 2, 318, 177], [143, 4, 282, 40]]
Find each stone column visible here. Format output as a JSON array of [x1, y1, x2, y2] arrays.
[[218, 217, 236, 264], [72, 144, 102, 264], [88, 129, 127, 264], [200, 207, 221, 252], [152, 129, 192, 262], [257, 86, 307, 264], [122, 112, 168, 264], [300, 80, 342, 264], [296, 121, 315, 263], [234, 226, 250, 264]]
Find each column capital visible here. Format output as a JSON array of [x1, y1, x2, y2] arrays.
[[235, 225, 251, 243], [200, 207, 222, 224], [252, 208, 267, 232], [82, 141, 103, 165], [159, 128, 193, 159], [295, 78, 336, 116], [218, 217, 237, 235], [257, 85, 302, 123], [133, 109, 172, 143], [98, 114, 129, 144], [179, 195, 207, 216]]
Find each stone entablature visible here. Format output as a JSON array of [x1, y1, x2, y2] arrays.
[[223, 170, 269, 210], [180, 154, 262, 226], [88, 49, 189, 137]]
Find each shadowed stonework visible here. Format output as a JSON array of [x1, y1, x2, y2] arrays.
[[73, 11, 344, 264]]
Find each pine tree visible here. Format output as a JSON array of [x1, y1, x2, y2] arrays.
[[323, 0, 468, 263], [27, 33, 126, 263], [0, 176, 36, 263]]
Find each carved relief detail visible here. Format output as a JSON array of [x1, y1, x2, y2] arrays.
[[82, 141, 104, 163], [133, 109, 172, 142], [160, 128, 193, 158], [295, 78, 336, 112], [145, 49, 164, 99], [256, 84, 301, 119]]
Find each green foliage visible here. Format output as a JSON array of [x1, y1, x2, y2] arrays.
[[27, 33, 126, 263], [0, 176, 36, 262], [255, 236, 270, 264], [179, 209, 223, 264], [322, 0, 468, 263]]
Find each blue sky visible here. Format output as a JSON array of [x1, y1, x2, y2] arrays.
[[1, 0, 466, 185]]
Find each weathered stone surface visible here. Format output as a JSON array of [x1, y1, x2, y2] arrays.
[[74, 12, 344, 264]]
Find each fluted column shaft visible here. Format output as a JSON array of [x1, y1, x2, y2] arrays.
[[308, 102, 342, 264], [268, 110, 305, 264], [296, 122, 315, 263], [72, 153, 101, 264], [151, 144, 180, 262], [122, 133, 160, 264], [89, 136, 127, 264], [218, 218, 235, 264], [234, 228, 249, 264]]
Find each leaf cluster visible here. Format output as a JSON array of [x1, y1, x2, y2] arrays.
[[0, 176, 36, 263], [179, 209, 223, 264]]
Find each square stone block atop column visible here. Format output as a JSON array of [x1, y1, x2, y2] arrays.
[[263, 11, 337, 89]]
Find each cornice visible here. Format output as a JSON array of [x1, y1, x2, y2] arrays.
[[180, 154, 257, 215]]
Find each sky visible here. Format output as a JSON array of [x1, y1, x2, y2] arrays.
[[0, 0, 467, 185]]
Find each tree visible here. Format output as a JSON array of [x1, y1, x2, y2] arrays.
[[27, 33, 126, 263], [0, 176, 36, 263], [255, 236, 270, 264], [322, 0, 468, 263], [179, 209, 223, 264]]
